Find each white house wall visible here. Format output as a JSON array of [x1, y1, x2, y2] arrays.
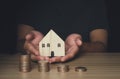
[[39, 29, 65, 56]]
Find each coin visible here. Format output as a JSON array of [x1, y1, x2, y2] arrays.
[[75, 66, 87, 72]]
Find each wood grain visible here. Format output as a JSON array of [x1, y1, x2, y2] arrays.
[[0, 52, 120, 79]]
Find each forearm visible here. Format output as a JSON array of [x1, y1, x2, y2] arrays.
[[80, 41, 107, 52], [17, 24, 35, 40]]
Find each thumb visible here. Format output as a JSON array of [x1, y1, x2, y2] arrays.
[[76, 38, 82, 46], [25, 32, 34, 41]]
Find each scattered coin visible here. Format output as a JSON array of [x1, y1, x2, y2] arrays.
[[75, 66, 87, 72]]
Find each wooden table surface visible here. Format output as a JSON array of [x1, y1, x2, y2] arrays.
[[0, 52, 120, 79]]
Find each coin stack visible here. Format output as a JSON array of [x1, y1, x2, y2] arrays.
[[57, 64, 69, 72], [19, 54, 31, 72], [38, 60, 50, 72]]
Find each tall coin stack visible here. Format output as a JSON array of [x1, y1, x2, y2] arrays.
[[19, 53, 31, 72], [38, 60, 50, 72]]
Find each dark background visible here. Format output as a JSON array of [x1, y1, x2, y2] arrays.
[[0, 0, 120, 54]]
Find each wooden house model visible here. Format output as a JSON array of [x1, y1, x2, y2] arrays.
[[39, 29, 65, 57]]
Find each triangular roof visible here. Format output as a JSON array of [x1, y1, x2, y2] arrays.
[[40, 29, 64, 42]]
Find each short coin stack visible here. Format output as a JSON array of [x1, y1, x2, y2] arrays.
[[19, 54, 31, 72], [38, 60, 50, 72], [57, 64, 69, 72]]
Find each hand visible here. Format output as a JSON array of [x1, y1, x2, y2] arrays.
[[49, 33, 82, 63], [24, 30, 44, 60]]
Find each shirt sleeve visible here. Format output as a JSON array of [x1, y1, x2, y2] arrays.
[[85, 0, 109, 32]]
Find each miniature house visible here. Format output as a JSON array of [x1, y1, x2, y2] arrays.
[[39, 29, 65, 57]]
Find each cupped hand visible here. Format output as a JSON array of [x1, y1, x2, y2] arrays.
[[49, 33, 82, 63], [24, 30, 45, 60]]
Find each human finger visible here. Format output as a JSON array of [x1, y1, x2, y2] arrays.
[[30, 55, 46, 61], [30, 31, 44, 44], [25, 32, 34, 41], [49, 56, 62, 63], [24, 42, 39, 55], [36, 56, 45, 60], [61, 46, 79, 62], [44, 56, 50, 61], [76, 38, 82, 46]]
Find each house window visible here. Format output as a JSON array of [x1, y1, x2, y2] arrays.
[[42, 43, 45, 47], [47, 43, 50, 47], [58, 43, 61, 47]]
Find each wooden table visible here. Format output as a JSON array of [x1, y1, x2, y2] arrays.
[[0, 52, 120, 79]]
